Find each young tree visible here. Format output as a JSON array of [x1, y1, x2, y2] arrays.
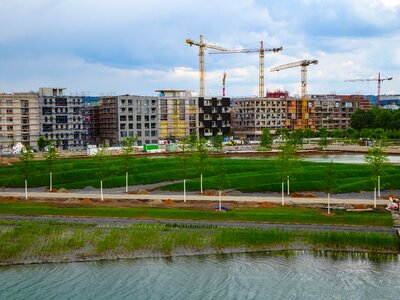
[[178, 136, 194, 202], [121, 136, 137, 193], [19, 146, 35, 199], [365, 146, 389, 197], [43, 145, 59, 191], [325, 161, 336, 215], [194, 138, 209, 193], [37, 136, 52, 152], [93, 147, 111, 201], [212, 135, 224, 153], [259, 128, 273, 150], [317, 128, 328, 150]]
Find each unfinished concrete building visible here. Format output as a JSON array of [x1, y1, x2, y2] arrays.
[[232, 96, 287, 140], [98, 96, 118, 146], [0, 92, 40, 149], [312, 94, 369, 130], [156, 90, 197, 139], [38, 88, 86, 150]]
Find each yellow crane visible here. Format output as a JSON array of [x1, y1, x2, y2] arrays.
[[210, 42, 283, 97], [186, 35, 227, 97], [270, 59, 318, 129]]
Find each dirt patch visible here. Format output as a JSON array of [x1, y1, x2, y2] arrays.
[[320, 212, 336, 216], [63, 198, 80, 204], [128, 189, 149, 195], [202, 190, 227, 196], [0, 196, 17, 202], [148, 199, 163, 206], [259, 201, 273, 208], [0, 157, 18, 166], [382, 194, 400, 200], [353, 204, 371, 209], [162, 199, 176, 206], [79, 198, 94, 205], [49, 189, 58, 193], [57, 188, 69, 193], [291, 192, 317, 198]]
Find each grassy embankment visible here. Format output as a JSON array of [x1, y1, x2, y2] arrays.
[[0, 202, 394, 227], [1, 156, 400, 193], [0, 220, 398, 264]]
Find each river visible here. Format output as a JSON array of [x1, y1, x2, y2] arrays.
[[1, 251, 400, 299]]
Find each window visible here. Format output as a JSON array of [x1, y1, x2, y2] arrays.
[[137, 124, 142, 129], [7, 125, 13, 131], [55, 97, 67, 106], [120, 116, 127, 121], [136, 115, 141, 122], [144, 115, 149, 122], [56, 116, 68, 124], [120, 124, 126, 130]]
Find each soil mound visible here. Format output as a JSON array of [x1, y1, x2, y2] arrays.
[[128, 189, 149, 195], [80, 198, 94, 205], [259, 201, 273, 208], [148, 199, 163, 206], [0, 196, 17, 202], [291, 192, 317, 198], [0, 157, 18, 166], [162, 199, 176, 206], [57, 188, 69, 193]]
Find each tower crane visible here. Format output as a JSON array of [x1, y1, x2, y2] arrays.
[[270, 59, 318, 129], [345, 73, 393, 107], [209, 42, 283, 97], [186, 35, 227, 97]]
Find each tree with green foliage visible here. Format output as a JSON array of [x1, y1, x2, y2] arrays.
[[43, 145, 59, 191], [37, 136, 52, 152], [121, 136, 137, 193], [365, 146, 389, 197], [194, 137, 209, 193], [275, 141, 298, 184], [19, 146, 35, 199], [212, 135, 224, 153], [93, 147, 111, 200], [259, 128, 273, 150], [317, 128, 328, 150], [178, 136, 194, 202], [288, 130, 304, 150]]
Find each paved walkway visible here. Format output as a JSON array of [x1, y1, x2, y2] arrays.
[[0, 190, 389, 206]]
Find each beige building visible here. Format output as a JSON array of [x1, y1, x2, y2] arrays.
[[0, 92, 40, 149], [156, 90, 197, 139], [232, 97, 287, 140]]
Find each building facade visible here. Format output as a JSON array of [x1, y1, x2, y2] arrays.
[[156, 90, 197, 139], [312, 94, 369, 130], [198, 97, 231, 138], [98, 96, 118, 146], [0, 92, 40, 149], [232, 97, 287, 140], [117, 95, 158, 146], [38, 88, 86, 150]]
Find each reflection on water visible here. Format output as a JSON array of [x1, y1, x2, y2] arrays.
[[1, 251, 400, 300], [303, 154, 400, 164]]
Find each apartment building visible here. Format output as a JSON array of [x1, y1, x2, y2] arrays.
[[198, 97, 231, 137], [38, 88, 85, 150], [156, 90, 197, 139], [97, 96, 118, 146], [312, 94, 369, 130], [232, 97, 287, 140], [117, 95, 158, 146], [0, 92, 40, 149]]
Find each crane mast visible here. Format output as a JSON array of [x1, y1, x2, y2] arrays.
[[210, 42, 282, 97], [270, 59, 318, 129], [186, 35, 227, 97], [345, 73, 393, 107]]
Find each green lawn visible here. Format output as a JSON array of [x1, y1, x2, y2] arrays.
[[1, 155, 400, 193], [0, 203, 393, 227]]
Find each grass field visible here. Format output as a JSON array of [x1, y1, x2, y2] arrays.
[[0, 220, 398, 264], [1, 156, 400, 193], [0, 203, 393, 227]]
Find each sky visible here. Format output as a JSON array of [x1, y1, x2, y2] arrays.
[[0, 0, 399, 97]]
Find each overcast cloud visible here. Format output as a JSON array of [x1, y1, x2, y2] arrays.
[[0, 0, 399, 97]]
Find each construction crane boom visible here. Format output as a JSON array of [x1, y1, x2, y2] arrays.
[[270, 59, 318, 129], [186, 35, 227, 97], [210, 42, 283, 97], [345, 73, 393, 107]]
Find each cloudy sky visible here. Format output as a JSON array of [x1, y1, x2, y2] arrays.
[[0, 0, 399, 97]]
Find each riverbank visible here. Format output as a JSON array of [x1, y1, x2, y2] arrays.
[[0, 219, 398, 266]]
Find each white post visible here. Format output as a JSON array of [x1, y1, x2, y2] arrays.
[[219, 190, 222, 211], [25, 179, 28, 200], [184, 179, 186, 203], [287, 175, 290, 196], [281, 182, 284, 206], [50, 171, 52, 191], [378, 176, 381, 198], [374, 187, 377, 209], [126, 171, 128, 193], [100, 180, 104, 201], [201, 173, 203, 194], [328, 193, 330, 215]]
